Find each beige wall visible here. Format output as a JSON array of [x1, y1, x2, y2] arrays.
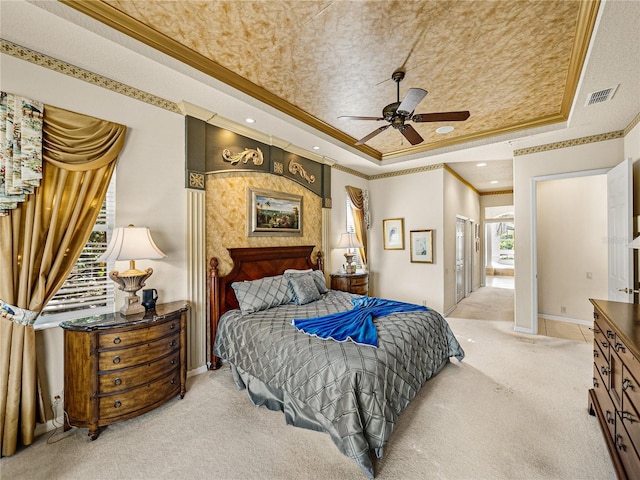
[[443, 170, 481, 313], [369, 169, 446, 312], [513, 138, 625, 332], [536, 174, 608, 321], [206, 172, 323, 276]]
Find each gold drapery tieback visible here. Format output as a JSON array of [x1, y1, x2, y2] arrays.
[[0, 300, 39, 326]]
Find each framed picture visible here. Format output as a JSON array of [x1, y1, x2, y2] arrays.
[[247, 187, 302, 237], [410, 229, 433, 263], [383, 218, 404, 250]]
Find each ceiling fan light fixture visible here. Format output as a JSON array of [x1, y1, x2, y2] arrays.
[[436, 126, 454, 134]]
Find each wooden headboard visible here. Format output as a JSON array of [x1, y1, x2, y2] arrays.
[[209, 245, 323, 369]]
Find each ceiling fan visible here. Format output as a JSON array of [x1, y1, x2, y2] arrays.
[[339, 70, 470, 146]]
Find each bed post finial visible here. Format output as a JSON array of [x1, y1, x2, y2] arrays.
[[209, 257, 222, 370], [316, 250, 324, 272]]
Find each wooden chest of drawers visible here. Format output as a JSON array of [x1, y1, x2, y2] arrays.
[[589, 299, 640, 479], [61, 301, 188, 439], [330, 272, 369, 295]]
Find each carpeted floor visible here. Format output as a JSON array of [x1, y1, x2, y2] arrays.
[[2, 317, 614, 480], [448, 282, 514, 322]]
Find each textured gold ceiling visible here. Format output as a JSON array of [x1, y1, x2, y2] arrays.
[[62, 0, 599, 161]]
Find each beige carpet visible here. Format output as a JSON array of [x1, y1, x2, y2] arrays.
[[2, 317, 614, 480], [449, 285, 514, 322]]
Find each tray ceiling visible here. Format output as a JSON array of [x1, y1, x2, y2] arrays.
[[62, 0, 598, 163]]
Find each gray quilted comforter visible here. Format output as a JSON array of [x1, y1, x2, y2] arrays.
[[213, 290, 464, 477]]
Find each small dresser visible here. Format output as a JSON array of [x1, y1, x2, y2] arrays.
[[61, 301, 189, 439], [589, 298, 640, 479], [330, 272, 369, 295]]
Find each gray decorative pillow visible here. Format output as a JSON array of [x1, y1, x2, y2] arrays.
[[310, 270, 329, 294], [287, 274, 321, 305], [231, 275, 292, 314]]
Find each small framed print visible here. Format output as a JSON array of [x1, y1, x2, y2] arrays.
[[410, 229, 433, 263], [383, 218, 404, 250]]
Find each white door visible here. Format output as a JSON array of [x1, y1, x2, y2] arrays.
[[608, 158, 633, 302], [456, 217, 465, 303]]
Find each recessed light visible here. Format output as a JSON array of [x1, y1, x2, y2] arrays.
[[476, 162, 487, 167], [312, 146, 320, 150], [245, 117, 255, 124], [436, 126, 454, 134], [490, 180, 499, 184]]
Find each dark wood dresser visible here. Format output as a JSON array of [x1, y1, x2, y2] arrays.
[[589, 298, 640, 479], [330, 272, 369, 295], [61, 301, 188, 439]]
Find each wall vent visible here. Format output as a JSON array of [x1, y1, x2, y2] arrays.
[[585, 85, 619, 106]]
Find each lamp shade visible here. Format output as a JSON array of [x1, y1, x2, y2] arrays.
[[97, 225, 166, 262], [336, 232, 363, 249]]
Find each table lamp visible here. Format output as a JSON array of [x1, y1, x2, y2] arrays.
[[97, 225, 166, 316], [336, 232, 363, 274]]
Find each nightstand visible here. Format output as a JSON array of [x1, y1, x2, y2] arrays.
[[61, 301, 188, 440], [330, 272, 369, 295]]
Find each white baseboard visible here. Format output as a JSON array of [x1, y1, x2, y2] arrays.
[[539, 314, 592, 326], [188, 364, 208, 377], [514, 325, 535, 334], [443, 305, 457, 317]]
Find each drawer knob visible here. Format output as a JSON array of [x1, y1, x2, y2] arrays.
[[621, 411, 635, 423], [615, 434, 627, 452], [607, 330, 615, 339], [113, 356, 121, 364], [615, 342, 626, 353], [171, 359, 176, 365], [623, 378, 633, 391], [600, 341, 608, 349], [593, 377, 599, 388], [170, 378, 176, 385], [113, 336, 121, 344], [114, 378, 122, 386], [169, 340, 177, 347], [593, 350, 599, 358], [600, 365, 609, 376], [606, 410, 615, 425], [170, 323, 176, 330], [589, 327, 601, 334], [114, 400, 122, 408]]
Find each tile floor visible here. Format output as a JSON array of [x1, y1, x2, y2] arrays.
[[486, 275, 593, 344]]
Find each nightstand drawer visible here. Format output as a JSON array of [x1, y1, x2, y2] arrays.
[[99, 372, 181, 420], [98, 332, 180, 371], [99, 351, 180, 394], [350, 276, 368, 287], [98, 318, 180, 349]]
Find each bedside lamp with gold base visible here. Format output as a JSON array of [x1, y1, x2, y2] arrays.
[[97, 225, 166, 316], [336, 232, 364, 274]]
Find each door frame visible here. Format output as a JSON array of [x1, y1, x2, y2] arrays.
[[530, 168, 610, 334]]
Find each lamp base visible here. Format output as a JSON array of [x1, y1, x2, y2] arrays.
[[120, 293, 145, 316]]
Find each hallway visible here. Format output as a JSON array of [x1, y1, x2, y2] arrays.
[[447, 275, 593, 344]]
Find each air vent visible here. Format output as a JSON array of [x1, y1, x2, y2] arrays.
[[585, 85, 619, 106]]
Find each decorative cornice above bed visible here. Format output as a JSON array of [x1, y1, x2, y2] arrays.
[[185, 116, 331, 208]]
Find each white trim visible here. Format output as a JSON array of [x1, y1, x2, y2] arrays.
[[514, 325, 535, 334], [187, 364, 208, 378]]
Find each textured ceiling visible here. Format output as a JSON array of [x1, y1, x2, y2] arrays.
[[62, 0, 598, 163]]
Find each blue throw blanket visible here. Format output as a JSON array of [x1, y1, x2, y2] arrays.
[[291, 296, 428, 347]]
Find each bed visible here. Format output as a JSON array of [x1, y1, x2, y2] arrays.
[[209, 246, 464, 478]]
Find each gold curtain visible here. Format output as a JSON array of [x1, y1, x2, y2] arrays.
[[345, 185, 367, 265], [0, 104, 126, 457]]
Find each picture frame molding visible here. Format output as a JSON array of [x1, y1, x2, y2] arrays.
[[382, 218, 405, 250]]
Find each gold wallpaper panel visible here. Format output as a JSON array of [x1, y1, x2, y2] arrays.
[[206, 172, 322, 275]]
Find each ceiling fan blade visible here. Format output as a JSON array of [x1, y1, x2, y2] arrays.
[[412, 111, 471, 122], [338, 115, 385, 121], [397, 88, 428, 115], [400, 125, 424, 145], [355, 125, 390, 145]]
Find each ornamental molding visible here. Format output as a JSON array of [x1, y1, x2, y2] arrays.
[[222, 147, 264, 166], [288, 160, 315, 184]]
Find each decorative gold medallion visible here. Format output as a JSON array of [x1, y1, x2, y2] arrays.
[[288, 161, 315, 184], [222, 147, 264, 165]]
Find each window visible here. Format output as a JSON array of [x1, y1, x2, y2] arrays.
[[345, 197, 363, 269], [37, 176, 115, 325]]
